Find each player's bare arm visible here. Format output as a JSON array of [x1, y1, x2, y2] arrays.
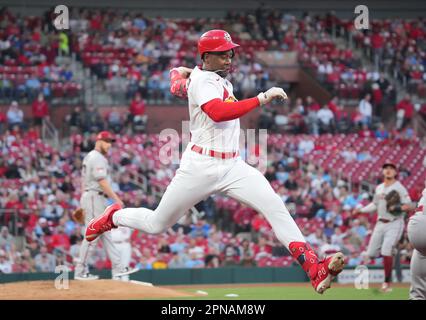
[[98, 178, 124, 208]]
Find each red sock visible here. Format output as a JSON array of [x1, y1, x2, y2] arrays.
[[289, 242, 319, 279], [383, 256, 393, 283]]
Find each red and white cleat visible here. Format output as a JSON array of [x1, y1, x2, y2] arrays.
[[311, 252, 346, 294], [85, 203, 122, 242], [380, 282, 393, 293]]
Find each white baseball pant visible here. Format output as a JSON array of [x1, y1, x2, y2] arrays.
[[76, 191, 124, 276], [366, 219, 405, 258], [408, 213, 426, 300], [113, 145, 305, 249]]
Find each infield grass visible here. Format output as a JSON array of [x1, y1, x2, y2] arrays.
[[166, 283, 409, 300]]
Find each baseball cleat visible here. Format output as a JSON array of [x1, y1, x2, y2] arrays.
[[311, 252, 346, 294], [85, 203, 122, 242], [74, 272, 100, 281], [113, 267, 139, 277], [380, 282, 393, 293]]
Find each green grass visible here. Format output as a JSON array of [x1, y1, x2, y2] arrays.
[[167, 284, 409, 300]]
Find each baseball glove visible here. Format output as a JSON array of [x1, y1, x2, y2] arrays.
[[71, 208, 85, 224], [385, 190, 403, 216]]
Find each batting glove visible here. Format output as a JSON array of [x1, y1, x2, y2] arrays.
[[257, 87, 288, 106]]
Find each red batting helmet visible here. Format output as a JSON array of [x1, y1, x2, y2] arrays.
[[197, 30, 240, 59], [96, 131, 116, 142]]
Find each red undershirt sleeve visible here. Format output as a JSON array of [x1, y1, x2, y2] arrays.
[[201, 97, 260, 122]]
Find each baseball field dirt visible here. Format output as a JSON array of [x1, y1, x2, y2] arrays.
[[0, 280, 195, 300]]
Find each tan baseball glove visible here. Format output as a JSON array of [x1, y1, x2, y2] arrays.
[[71, 208, 85, 224]]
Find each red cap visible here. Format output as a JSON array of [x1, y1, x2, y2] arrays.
[[96, 131, 116, 142], [198, 30, 240, 58], [382, 162, 397, 171]]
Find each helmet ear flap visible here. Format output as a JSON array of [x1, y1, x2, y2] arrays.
[[230, 49, 235, 58]]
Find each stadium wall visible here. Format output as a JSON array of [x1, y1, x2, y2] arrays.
[[0, 266, 411, 285], [0, 266, 309, 285]]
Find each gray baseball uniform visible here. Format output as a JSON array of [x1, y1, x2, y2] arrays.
[[75, 150, 124, 277], [407, 189, 426, 300], [361, 181, 411, 258]]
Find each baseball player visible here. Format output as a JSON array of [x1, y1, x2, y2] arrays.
[[110, 227, 133, 281], [85, 30, 345, 294], [354, 162, 413, 293], [74, 131, 137, 280], [407, 156, 426, 300]]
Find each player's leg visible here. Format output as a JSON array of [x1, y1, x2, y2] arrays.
[[112, 151, 218, 234], [218, 159, 344, 293], [409, 250, 426, 300], [99, 230, 128, 279], [75, 193, 102, 280], [365, 223, 385, 259], [381, 219, 404, 291], [407, 214, 426, 299]]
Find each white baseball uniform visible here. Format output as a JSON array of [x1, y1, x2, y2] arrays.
[[75, 150, 124, 277], [407, 188, 426, 300], [110, 227, 132, 269], [113, 66, 305, 249], [362, 181, 411, 257]]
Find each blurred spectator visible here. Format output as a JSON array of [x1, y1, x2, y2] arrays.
[[170, 235, 188, 254], [317, 105, 335, 134], [358, 94, 372, 127], [0, 109, 5, 134], [0, 249, 13, 273], [374, 122, 389, 140], [50, 226, 71, 253], [31, 93, 49, 132], [184, 251, 205, 268], [119, 173, 138, 192], [0, 226, 15, 252], [82, 105, 104, 133], [239, 239, 255, 266], [347, 251, 363, 267], [128, 93, 148, 133], [396, 94, 414, 130], [40, 195, 64, 222], [66, 106, 84, 133], [6, 101, 24, 130], [107, 107, 124, 133], [26, 74, 42, 100], [168, 252, 187, 268], [341, 146, 357, 162], [157, 237, 171, 254], [33, 217, 53, 239], [222, 238, 241, 267], [34, 246, 56, 272]]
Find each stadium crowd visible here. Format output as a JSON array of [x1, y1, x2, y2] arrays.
[[0, 6, 425, 275]]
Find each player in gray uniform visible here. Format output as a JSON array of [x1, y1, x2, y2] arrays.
[[355, 162, 413, 293], [407, 156, 426, 300], [74, 131, 136, 280]]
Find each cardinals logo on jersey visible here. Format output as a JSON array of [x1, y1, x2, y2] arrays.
[[223, 87, 238, 103]]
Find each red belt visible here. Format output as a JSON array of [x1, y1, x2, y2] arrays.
[[191, 144, 239, 159]]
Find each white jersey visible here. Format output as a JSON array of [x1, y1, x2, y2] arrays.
[[373, 181, 411, 220], [187, 66, 240, 152]]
